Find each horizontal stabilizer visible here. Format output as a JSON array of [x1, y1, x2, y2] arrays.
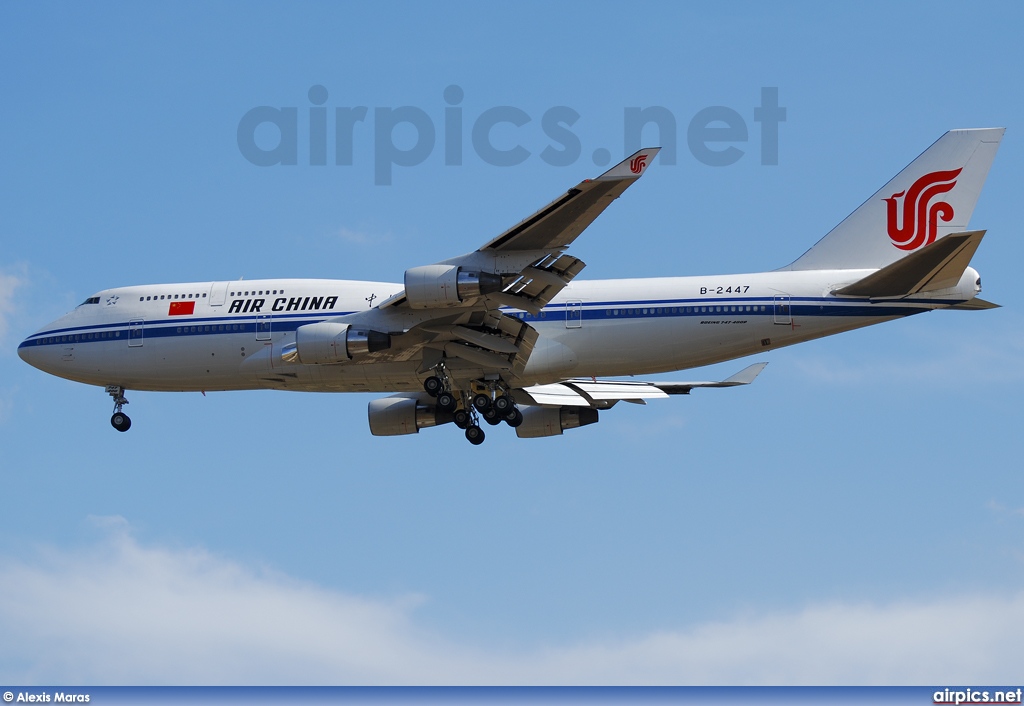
[[517, 363, 767, 407], [947, 297, 1000, 310], [833, 231, 984, 298]]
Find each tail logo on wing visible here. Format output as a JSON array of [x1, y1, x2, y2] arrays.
[[629, 154, 648, 174], [884, 168, 962, 251]]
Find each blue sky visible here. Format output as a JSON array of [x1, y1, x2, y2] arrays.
[[2, 1, 1024, 684]]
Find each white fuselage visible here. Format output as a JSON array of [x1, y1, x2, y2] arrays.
[[17, 268, 979, 394]]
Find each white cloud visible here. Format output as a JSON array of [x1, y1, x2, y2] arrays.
[[0, 267, 28, 422], [338, 226, 392, 245], [987, 500, 1024, 520], [529, 597, 1024, 684], [0, 268, 26, 342], [1, 522, 1023, 685], [0, 387, 13, 424]]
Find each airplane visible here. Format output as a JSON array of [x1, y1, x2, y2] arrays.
[[18, 128, 1004, 444]]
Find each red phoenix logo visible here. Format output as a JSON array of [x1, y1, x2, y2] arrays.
[[629, 154, 648, 174], [884, 168, 962, 251]]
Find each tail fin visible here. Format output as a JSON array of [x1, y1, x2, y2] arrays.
[[784, 128, 1004, 271]]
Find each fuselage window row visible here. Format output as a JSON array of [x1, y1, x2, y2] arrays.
[[507, 303, 773, 321], [605, 305, 769, 316], [138, 293, 210, 302], [176, 325, 242, 334], [38, 331, 123, 344], [134, 289, 287, 302]]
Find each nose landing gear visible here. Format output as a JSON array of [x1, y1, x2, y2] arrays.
[[106, 385, 131, 432]]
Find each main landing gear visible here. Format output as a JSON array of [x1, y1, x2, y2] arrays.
[[470, 386, 523, 429], [106, 385, 131, 432], [422, 369, 522, 444]]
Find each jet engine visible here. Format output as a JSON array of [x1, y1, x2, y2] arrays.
[[368, 395, 453, 436], [404, 265, 502, 308], [283, 322, 391, 364], [515, 406, 599, 438]]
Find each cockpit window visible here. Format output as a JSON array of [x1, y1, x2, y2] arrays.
[[80, 297, 100, 306]]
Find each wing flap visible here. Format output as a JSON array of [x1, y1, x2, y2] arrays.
[[517, 380, 668, 408], [517, 383, 590, 406], [443, 341, 513, 370], [419, 324, 521, 354], [517, 364, 768, 407], [566, 379, 670, 401], [496, 253, 586, 312]]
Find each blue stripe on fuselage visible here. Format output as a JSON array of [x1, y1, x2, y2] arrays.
[[18, 295, 950, 350]]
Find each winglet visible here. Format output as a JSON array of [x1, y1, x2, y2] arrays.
[[596, 148, 660, 180], [721, 362, 769, 385], [653, 362, 768, 395]]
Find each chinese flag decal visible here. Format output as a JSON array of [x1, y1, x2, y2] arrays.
[[168, 301, 195, 316]]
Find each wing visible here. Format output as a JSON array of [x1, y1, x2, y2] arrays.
[[324, 149, 660, 381], [379, 147, 660, 315], [516, 363, 769, 408], [480, 147, 661, 253]]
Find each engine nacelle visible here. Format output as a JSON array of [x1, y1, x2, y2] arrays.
[[368, 396, 452, 436], [404, 265, 502, 309], [285, 322, 391, 364], [515, 406, 599, 438]]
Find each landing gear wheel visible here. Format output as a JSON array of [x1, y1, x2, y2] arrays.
[[436, 392, 458, 413], [493, 395, 513, 413], [453, 409, 471, 429], [472, 393, 492, 413], [505, 408, 523, 428], [111, 412, 131, 432], [483, 408, 503, 426], [106, 385, 131, 432], [465, 425, 485, 445], [423, 376, 443, 397]]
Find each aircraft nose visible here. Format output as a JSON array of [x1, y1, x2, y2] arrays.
[[18, 328, 56, 371], [18, 337, 38, 367]]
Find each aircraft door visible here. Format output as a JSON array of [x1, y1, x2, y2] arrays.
[[256, 314, 272, 341], [566, 300, 583, 328], [128, 318, 144, 347], [209, 282, 229, 306], [773, 295, 792, 325]]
